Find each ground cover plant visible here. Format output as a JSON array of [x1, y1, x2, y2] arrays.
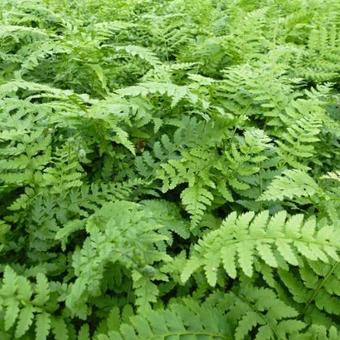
[[0, 0, 340, 338]]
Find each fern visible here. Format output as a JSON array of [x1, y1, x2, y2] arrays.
[[0, 0, 340, 338], [116, 82, 205, 108], [259, 169, 323, 202], [181, 210, 340, 285], [321, 171, 340, 182], [96, 299, 231, 339], [0, 267, 57, 339], [276, 99, 325, 169], [66, 200, 178, 317], [180, 185, 214, 229], [215, 285, 305, 340]]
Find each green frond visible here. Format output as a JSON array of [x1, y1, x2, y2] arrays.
[[116, 82, 204, 108], [96, 299, 230, 339], [0, 0, 339, 338], [182, 210, 340, 285], [0, 267, 58, 339], [66, 201, 174, 316], [321, 171, 340, 182], [278, 260, 340, 319], [35, 313, 51, 340], [222, 285, 305, 340], [181, 185, 214, 228], [259, 169, 322, 202]]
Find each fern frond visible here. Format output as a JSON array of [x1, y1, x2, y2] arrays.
[[35, 312, 51, 340], [181, 185, 214, 228], [66, 201, 172, 317], [298, 325, 339, 340], [0, 267, 57, 339], [321, 171, 340, 182], [276, 99, 325, 168], [181, 210, 340, 285], [97, 299, 230, 339], [259, 169, 322, 202], [51, 317, 68, 340], [113, 45, 161, 67], [278, 260, 340, 319], [116, 82, 205, 108], [1, 0, 340, 337], [212, 284, 305, 340]]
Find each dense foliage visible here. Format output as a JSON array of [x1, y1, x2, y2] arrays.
[[0, 0, 340, 338]]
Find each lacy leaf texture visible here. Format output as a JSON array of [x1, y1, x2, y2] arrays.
[[0, 0, 339, 339]]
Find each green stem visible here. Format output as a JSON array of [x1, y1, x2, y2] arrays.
[[302, 261, 339, 316]]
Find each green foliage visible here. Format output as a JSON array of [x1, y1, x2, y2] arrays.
[[259, 169, 323, 202], [95, 299, 231, 339], [0, 0, 339, 338], [181, 210, 340, 283]]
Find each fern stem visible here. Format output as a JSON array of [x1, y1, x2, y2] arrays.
[[301, 261, 339, 316]]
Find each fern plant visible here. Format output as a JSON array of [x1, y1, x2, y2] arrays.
[[0, 0, 339, 339]]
